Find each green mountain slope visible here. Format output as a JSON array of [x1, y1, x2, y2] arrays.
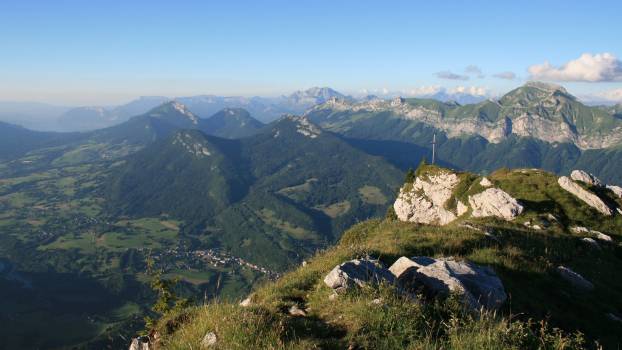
[[152, 166, 622, 349], [105, 130, 249, 228], [104, 116, 403, 270]]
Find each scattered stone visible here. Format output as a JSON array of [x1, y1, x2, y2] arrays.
[[607, 185, 622, 198], [581, 237, 600, 249], [391, 257, 506, 311], [302, 260, 308, 266], [288, 305, 307, 317], [468, 188, 524, 220], [370, 298, 384, 305], [546, 213, 558, 222], [239, 297, 252, 307], [556, 266, 594, 291], [200, 332, 218, 348], [570, 170, 603, 187], [328, 293, 338, 301], [558, 176, 612, 216], [479, 177, 493, 187], [324, 259, 395, 291], [393, 170, 460, 225], [532, 224, 542, 230], [129, 336, 150, 350], [618, 208, 622, 215]]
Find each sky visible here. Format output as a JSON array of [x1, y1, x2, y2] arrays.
[[1, 0, 621, 105]]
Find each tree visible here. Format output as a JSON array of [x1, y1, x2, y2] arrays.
[[143, 255, 190, 331]]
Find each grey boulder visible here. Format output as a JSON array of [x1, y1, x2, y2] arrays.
[[324, 259, 395, 291], [390, 256, 507, 311]]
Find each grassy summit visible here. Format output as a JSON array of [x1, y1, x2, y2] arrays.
[[150, 167, 622, 349]]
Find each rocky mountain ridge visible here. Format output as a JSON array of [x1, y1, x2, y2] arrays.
[[306, 82, 622, 150]]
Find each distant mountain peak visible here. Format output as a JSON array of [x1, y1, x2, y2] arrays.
[[524, 81, 568, 94]]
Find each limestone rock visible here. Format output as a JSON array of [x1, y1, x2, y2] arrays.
[[388, 256, 434, 278], [468, 188, 524, 220], [324, 259, 395, 291], [129, 336, 150, 350], [390, 257, 506, 311], [457, 201, 469, 216], [393, 170, 460, 225], [288, 305, 307, 317], [593, 231, 613, 242], [607, 185, 622, 198], [201, 332, 218, 348], [479, 177, 493, 187], [239, 297, 252, 307], [557, 266, 594, 291], [558, 176, 612, 216], [570, 170, 603, 187]]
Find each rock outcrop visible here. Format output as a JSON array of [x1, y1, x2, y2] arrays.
[[557, 266, 594, 291], [607, 185, 622, 198], [558, 176, 612, 215], [390, 256, 507, 311], [129, 337, 150, 350], [570, 170, 603, 187], [393, 170, 460, 225], [324, 259, 395, 292], [468, 188, 524, 220]]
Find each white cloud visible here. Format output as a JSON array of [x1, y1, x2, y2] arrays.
[[493, 71, 516, 80], [528, 53, 622, 82]]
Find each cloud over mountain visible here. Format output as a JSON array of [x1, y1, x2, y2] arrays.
[[528, 53, 622, 82], [436, 71, 470, 81]]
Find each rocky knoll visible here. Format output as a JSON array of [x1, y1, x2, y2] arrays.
[[393, 170, 459, 225], [394, 166, 523, 225]]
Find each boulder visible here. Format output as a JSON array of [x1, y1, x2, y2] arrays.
[[607, 185, 622, 198], [239, 297, 252, 307], [393, 171, 460, 225], [390, 257, 506, 311], [479, 177, 493, 187], [457, 201, 469, 216], [324, 259, 395, 291], [288, 305, 307, 317], [556, 266, 594, 291], [468, 188, 524, 220], [129, 337, 150, 350], [558, 176, 612, 216], [200, 332, 217, 348], [593, 231, 613, 242], [570, 170, 603, 187]]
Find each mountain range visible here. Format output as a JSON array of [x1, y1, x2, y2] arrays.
[[0, 87, 349, 132]]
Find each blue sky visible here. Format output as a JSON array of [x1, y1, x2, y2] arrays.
[[1, 0, 621, 105]]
